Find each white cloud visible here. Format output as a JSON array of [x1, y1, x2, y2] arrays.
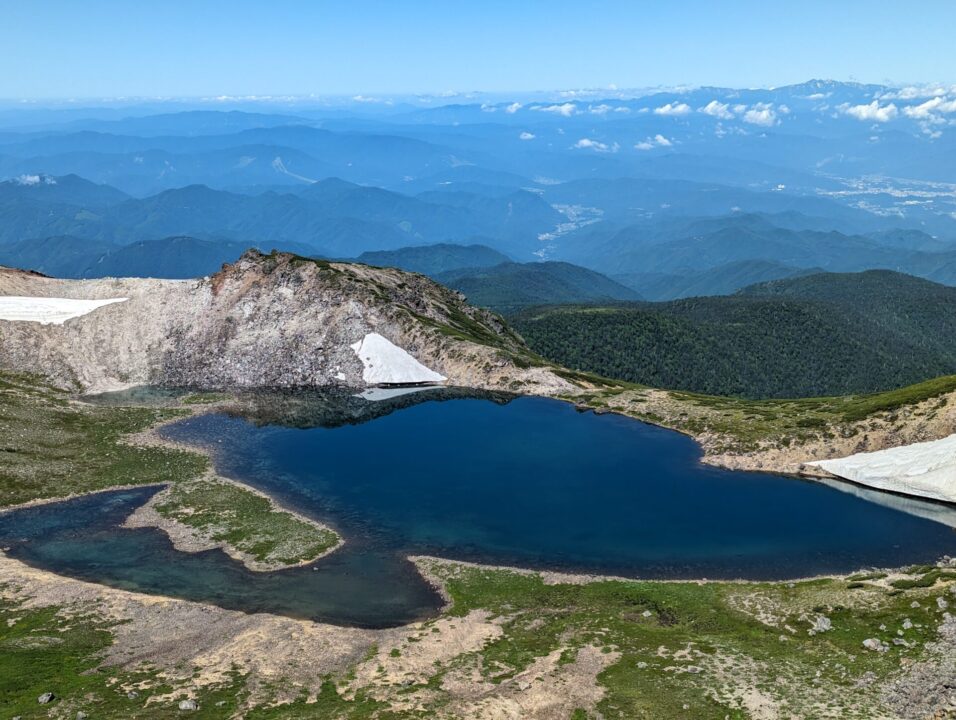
[[351, 95, 392, 105], [589, 104, 612, 115], [537, 103, 577, 117], [742, 102, 778, 126], [653, 102, 691, 116], [841, 101, 898, 122], [505, 102, 522, 114], [519, 131, 535, 140], [13, 174, 55, 186], [699, 100, 734, 119], [634, 134, 673, 150], [573, 137, 618, 152], [881, 85, 953, 101], [903, 96, 956, 119]]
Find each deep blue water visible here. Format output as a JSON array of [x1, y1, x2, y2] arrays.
[[2, 392, 955, 626]]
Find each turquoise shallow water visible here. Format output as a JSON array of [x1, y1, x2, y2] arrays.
[[2, 391, 954, 627]]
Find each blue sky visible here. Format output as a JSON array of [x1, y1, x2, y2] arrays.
[[2, 1, 953, 99]]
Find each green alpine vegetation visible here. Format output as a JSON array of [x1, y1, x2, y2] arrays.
[[0, 371, 205, 507], [152, 478, 341, 567], [4, 559, 954, 719], [0, 371, 338, 567], [513, 270, 956, 398]]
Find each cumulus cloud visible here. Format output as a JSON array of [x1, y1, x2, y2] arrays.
[[519, 131, 535, 140], [635, 134, 673, 150], [841, 101, 898, 122], [573, 137, 618, 152], [903, 96, 956, 119], [505, 102, 522, 114], [742, 102, 778, 126], [881, 85, 954, 101], [653, 102, 691, 116], [699, 100, 734, 120], [589, 104, 612, 115], [536, 102, 577, 117]]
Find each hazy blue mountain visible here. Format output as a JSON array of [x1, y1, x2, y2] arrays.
[[435, 261, 642, 312], [568, 213, 956, 283], [615, 260, 817, 301], [356, 243, 511, 276], [865, 228, 956, 253], [1, 84, 955, 280], [0, 173, 128, 207], [0, 175, 563, 256], [81, 236, 252, 278], [0, 235, 116, 277], [57, 110, 315, 136], [0, 234, 321, 279]]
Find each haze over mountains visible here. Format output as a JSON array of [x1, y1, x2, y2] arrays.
[[1, 79, 956, 305]]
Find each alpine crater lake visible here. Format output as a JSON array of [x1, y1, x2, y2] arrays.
[[2, 391, 954, 627]]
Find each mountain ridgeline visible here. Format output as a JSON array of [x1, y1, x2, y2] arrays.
[[511, 271, 956, 399]]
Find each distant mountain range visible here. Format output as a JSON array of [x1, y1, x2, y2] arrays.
[[355, 243, 511, 276], [512, 270, 956, 398], [0, 235, 296, 279], [0, 175, 562, 258], [2, 86, 956, 302]]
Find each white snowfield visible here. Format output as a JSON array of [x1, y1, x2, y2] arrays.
[[808, 434, 956, 504], [0, 296, 128, 325], [350, 332, 446, 385]]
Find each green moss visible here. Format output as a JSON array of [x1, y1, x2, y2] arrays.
[[890, 569, 956, 590], [154, 478, 340, 566], [423, 562, 950, 719], [0, 372, 206, 508]]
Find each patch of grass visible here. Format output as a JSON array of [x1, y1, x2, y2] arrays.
[[890, 569, 956, 590], [848, 572, 888, 582], [579, 372, 956, 455], [0, 595, 246, 719], [154, 478, 340, 567], [0, 372, 206, 508], [180, 392, 231, 406], [422, 562, 952, 719]]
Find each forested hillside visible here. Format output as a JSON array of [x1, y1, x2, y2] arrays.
[[435, 261, 642, 312], [511, 270, 956, 398]]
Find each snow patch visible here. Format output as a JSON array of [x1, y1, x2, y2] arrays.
[[0, 296, 128, 325], [809, 434, 956, 504], [350, 332, 445, 386]]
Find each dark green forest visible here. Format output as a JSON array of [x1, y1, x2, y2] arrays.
[[510, 270, 956, 398]]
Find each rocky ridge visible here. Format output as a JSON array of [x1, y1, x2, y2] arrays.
[[0, 250, 572, 395]]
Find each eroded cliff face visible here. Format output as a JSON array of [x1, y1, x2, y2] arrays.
[[0, 251, 573, 395]]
